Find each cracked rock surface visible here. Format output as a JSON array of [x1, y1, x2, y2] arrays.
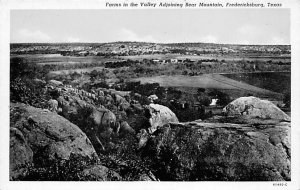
[[223, 96, 290, 121], [145, 103, 179, 134], [141, 121, 290, 181], [10, 103, 115, 180]]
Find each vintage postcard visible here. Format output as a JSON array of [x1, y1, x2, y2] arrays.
[[0, 0, 299, 189]]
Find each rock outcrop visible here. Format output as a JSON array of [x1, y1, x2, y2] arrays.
[[145, 103, 179, 134], [141, 121, 290, 181], [48, 79, 63, 87], [10, 127, 33, 180], [223, 96, 290, 122], [47, 99, 58, 112], [57, 95, 117, 139], [10, 103, 120, 180], [87, 107, 117, 143], [118, 121, 135, 135]]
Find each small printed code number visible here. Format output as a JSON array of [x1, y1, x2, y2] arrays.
[[273, 183, 287, 186]]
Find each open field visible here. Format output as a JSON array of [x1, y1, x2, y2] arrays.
[[11, 52, 289, 101], [222, 72, 290, 94], [132, 74, 282, 98], [118, 54, 291, 62], [11, 54, 121, 65], [49, 66, 106, 75]]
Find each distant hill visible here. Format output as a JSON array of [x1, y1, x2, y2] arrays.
[[10, 41, 291, 48]]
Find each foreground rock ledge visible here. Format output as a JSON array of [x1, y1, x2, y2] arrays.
[[142, 121, 291, 181], [10, 103, 120, 180]]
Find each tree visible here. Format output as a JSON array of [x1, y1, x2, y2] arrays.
[[283, 92, 291, 108], [197, 88, 206, 93], [10, 57, 45, 80], [89, 70, 99, 82], [197, 94, 211, 106]]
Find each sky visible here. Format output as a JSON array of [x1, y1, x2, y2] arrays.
[[10, 9, 290, 45]]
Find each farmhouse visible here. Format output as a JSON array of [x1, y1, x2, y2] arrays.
[[170, 59, 178, 63], [209, 98, 219, 106]]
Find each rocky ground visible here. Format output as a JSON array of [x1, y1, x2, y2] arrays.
[[9, 80, 291, 181]]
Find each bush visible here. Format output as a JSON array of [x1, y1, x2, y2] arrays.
[[197, 92, 211, 106], [22, 154, 98, 181], [10, 78, 51, 109], [283, 92, 291, 108], [10, 57, 48, 80]]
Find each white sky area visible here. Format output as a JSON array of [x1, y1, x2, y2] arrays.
[[10, 9, 290, 45]]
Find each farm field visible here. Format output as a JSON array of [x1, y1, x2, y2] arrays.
[[11, 53, 289, 101], [222, 72, 291, 94], [132, 74, 282, 98], [118, 54, 291, 62], [49, 66, 106, 75], [11, 54, 121, 65]]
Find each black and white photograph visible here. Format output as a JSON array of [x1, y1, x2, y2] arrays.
[[1, 0, 300, 189]]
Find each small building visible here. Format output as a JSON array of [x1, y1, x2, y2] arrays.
[[170, 59, 178, 63], [210, 98, 219, 106]]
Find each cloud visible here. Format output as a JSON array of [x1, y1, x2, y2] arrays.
[[199, 35, 218, 43], [66, 36, 80, 43], [116, 28, 156, 42], [16, 29, 51, 43]]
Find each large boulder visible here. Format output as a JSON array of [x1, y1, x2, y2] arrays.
[[10, 103, 99, 180], [119, 101, 131, 111], [57, 95, 117, 134], [56, 93, 119, 151], [113, 94, 127, 105], [88, 107, 117, 137], [145, 103, 179, 134], [48, 79, 63, 86], [47, 99, 58, 112], [10, 127, 33, 180], [141, 121, 290, 181], [223, 96, 290, 122], [119, 121, 135, 135]]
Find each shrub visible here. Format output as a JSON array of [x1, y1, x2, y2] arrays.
[[283, 92, 291, 108], [10, 78, 51, 109], [22, 154, 99, 181]]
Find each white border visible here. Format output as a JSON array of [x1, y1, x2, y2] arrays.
[[1, 0, 300, 189]]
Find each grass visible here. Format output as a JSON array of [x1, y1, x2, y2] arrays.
[[132, 74, 281, 97], [49, 66, 106, 75], [118, 54, 291, 62], [222, 72, 290, 95], [11, 54, 121, 65]]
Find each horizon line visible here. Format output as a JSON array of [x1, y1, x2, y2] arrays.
[[10, 41, 291, 46]]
